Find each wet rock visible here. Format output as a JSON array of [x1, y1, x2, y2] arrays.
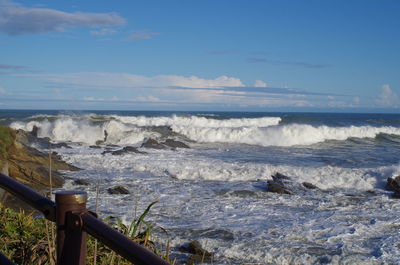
[[108, 185, 130, 194], [386, 176, 400, 192], [229, 190, 257, 198], [303, 182, 318, 189], [73, 179, 90, 186], [102, 146, 147, 155], [31, 125, 39, 137], [95, 140, 104, 145], [51, 151, 62, 161], [180, 241, 213, 264], [51, 142, 72, 149], [201, 229, 234, 241], [266, 181, 293, 195], [162, 139, 190, 149], [3, 128, 80, 189], [141, 138, 167, 149], [272, 172, 291, 183], [391, 191, 400, 199]]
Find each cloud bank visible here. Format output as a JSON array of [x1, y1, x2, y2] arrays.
[[0, 0, 125, 35], [34, 72, 245, 89]]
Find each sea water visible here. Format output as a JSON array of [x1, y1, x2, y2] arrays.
[[3, 110, 400, 264]]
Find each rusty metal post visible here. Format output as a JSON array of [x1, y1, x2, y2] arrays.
[[55, 190, 87, 265]]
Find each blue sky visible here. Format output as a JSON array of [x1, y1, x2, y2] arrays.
[[0, 0, 399, 112]]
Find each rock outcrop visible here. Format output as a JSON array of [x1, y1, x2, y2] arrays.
[[266, 172, 294, 195], [386, 175, 400, 199], [141, 138, 190, 150], [102, 146, 147, 156], [180, 240, 214, 264], [108, 185, 130, 194], [1, 126, 79, 190]]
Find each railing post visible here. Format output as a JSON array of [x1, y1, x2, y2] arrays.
[[55, 191, 88, 265]]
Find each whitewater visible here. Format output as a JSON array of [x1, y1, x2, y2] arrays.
[[4, 110, 400, 264]]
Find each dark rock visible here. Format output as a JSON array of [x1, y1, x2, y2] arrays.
[[272, 172, 291, 183], [141, 138, 167, 149], [186, 254, 213, 264], [386, 176, 400, 192], [51, 142, 72, 149], [303, 182, 318, 189], [229, 190, 257, 198], [89, 145, 102, 149], [181, 241, 213, 264], [73, 179, 90, 186], [102, 146, 147, 155], [31, 125, 39, 137], [123, 146, 146, 153], [162, 139, 190, 149], [95, 140, 104, 145], [391, 192, 400, 199], [51, 151, 62, 161], [108, 185, 130, 194], [267, 181, 293, 195], [6, 132, 80, 189]]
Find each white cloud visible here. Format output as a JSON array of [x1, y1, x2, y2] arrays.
[[32, 72, 245, 89], [254, 80, 268, 87], [133, 95, 160, 102], [0, 0, 125, 35], [376, 84, 399, 107]]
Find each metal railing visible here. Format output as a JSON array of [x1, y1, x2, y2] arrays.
[[0, 173, 171, 265]]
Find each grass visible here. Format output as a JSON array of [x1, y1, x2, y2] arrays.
[[0, 202, 175, 265]]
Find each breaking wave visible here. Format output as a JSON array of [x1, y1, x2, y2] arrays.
[[9, 114, 400, 147]]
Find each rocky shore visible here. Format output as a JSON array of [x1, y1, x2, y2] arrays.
[[0, 126, 79, 207]]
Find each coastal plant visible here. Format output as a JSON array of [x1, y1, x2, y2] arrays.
[[0, 202, 174, 265]]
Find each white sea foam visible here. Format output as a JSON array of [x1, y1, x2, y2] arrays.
[[59, 146, 389, 191], [112, 114, 282, 128], [10, 114, 400, 147], [172, 124, 400, 146]]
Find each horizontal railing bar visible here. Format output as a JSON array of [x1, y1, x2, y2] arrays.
[[0, 173, 171, 264], [0, 252, 16, 265], [0, 173, 55, 221], [82, 213, 171, 265]]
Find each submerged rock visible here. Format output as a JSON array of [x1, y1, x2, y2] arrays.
[[180, 240, 214, 264], [386, 176, 400, 192], [303, 182, 318, 189], [272, 172, 291, 182], [141, 138, 166, 149], [73, 179, 90, 186], [162, 139, 190, 149], [51, 142, 72, 149], [102, 146, 147, 155], [267, 181, 294, 195], [108, 185, 130, 194], [391, 192, 400, 199]]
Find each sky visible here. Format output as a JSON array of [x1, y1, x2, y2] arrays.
[[0, 0, 399, 112]]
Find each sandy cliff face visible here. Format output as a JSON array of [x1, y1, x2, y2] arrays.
[[0, 127, 78, 189]]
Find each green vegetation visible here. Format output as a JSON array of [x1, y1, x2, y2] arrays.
[[0, 202, 174, 265], [0, 126, 15, 160]]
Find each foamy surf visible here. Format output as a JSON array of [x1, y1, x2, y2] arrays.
[[10, 114, 400, 147], [5, 110, 400, 264]]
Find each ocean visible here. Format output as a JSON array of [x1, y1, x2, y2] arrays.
[[3, 110, 400, 264]]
